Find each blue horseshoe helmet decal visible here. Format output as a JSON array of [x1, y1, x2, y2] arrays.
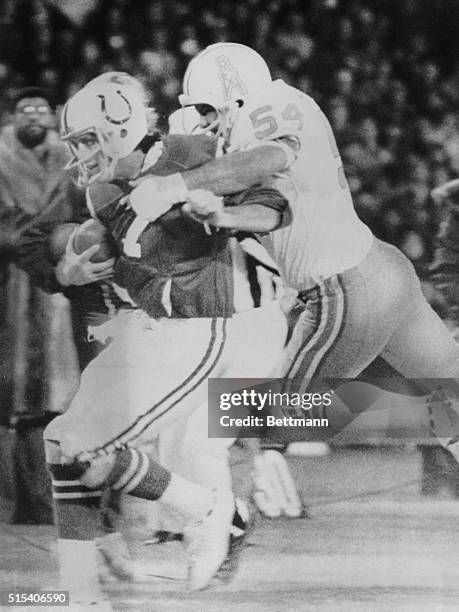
[[98, 90, 132, 125]]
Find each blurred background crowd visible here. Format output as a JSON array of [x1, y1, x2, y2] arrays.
[[1, 0, 459, 273]]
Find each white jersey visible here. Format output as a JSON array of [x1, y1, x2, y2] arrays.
[[229, 80, 373, 290]]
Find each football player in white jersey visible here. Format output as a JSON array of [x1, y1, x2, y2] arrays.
[[127, 43, 459, 456], [165, 106, 304, 522]]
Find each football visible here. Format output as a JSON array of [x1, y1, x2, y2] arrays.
[[73, 219, 118, 263], [49, 223, 79, 263], [49, 219, 117, 263]]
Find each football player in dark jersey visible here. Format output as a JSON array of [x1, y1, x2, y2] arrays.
[[44, 78, 289, 607]]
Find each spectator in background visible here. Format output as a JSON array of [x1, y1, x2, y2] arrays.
[[430, 178, 459, 334], [420, 177, 459, 497], [0, 87, 81, 524]]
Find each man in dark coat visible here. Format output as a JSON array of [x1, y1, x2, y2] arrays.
[[0, 87, 84, 523]]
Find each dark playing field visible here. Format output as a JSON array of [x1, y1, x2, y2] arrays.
[[1, 446, 459, 611]]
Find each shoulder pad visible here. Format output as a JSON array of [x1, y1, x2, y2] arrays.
[[232, 80, 309, 148], [87, 182, 126, 217]]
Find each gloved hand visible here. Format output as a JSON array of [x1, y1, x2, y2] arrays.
[[182, 189, 224, 224], [128, 173, 188, 220]]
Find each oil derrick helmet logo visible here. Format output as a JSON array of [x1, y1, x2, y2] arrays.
[[216, 55, 248, 102]]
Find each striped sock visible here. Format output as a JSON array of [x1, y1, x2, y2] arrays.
[[50, 467, 103, 540], [108, 448, 171, 498], [108, 448, 214, 520]]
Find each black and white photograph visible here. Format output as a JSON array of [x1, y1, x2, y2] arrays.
[[0, 1, 458, 610]]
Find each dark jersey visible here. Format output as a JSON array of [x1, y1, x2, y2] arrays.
[[87, 134, 288, 319], [88, 134, 234, 318], [114, 205, 233, 318]]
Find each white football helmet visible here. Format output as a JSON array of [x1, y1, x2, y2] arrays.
[[179, 43, 272, 137], [89, 71, 158, 134], [89, 71, 150, 106], [61, 80, 147, 186]]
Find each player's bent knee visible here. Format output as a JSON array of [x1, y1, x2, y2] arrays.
[[78, 454, 116, 488], [45, 439, 115, 489], [45, 439, 64, 464]]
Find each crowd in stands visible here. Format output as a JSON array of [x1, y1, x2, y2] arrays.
[[1, 0, 459, 274]]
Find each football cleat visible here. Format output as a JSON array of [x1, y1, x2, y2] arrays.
[[217, 498, 256, 584], [253, 450, 305, 518], [185, 488, 235, 591], [95, 532, 145, 583]]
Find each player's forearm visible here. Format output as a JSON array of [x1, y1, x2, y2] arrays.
[[181, 146, 289, 195], [208, 204, 282, 233], [129, 145, 289, 222]]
